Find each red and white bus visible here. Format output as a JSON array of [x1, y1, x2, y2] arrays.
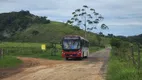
[[61, 35, 89, 60]]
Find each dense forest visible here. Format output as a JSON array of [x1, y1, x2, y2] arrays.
[[106, 33, 142, 44], [0, 10, 50, 40]]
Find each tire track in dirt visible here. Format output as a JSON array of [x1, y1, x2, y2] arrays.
[[87, 48, 111, 79]]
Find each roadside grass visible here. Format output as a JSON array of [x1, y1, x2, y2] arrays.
[[0, 42, 41, 48], [0, 42, 63, 60], [107, 51, 142, 80], [3, 47, 63, 60], [89, 46, 104, 53], [0, 56, 22, 68]]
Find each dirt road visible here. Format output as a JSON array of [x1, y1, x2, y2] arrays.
[[0, 48, 111, 80]]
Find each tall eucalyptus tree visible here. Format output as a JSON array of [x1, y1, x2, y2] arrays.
[[67, 5, 108, 38]]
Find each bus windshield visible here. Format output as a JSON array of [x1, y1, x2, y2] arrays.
[[63, 39, 80, 50]]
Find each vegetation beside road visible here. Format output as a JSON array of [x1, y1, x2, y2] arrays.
[[107, 53, 140, 80], [0, 42, 63, 60], [107, 38, 142, 80], [0, 56, 22, 68], [89, 46, 103, 53]]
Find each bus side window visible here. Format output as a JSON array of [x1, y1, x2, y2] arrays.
[[84, 41, 85, 47], [81, 40, 84, 47], [85, 41, 87, 47], [81, 40, 89, 47], [87, 42, 89, 47], [84, 41, 89, 47], [84, 41, 86, 47]]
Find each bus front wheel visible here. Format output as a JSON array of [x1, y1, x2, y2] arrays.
[[84, 54, 88, 58], [65, 57, 68, 60], [80, 53, 84, 60]]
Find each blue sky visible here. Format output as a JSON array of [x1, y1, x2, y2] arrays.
[[0, 0, 142, 36]]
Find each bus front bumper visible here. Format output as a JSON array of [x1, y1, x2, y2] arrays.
[[62, 53, 81, 58]]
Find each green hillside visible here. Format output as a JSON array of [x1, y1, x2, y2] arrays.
[[12, 22, 84, 42], [0, 10, 109, 47], [11, 21, 109, 47]]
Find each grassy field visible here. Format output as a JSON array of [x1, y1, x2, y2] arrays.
[[0, 42, 62, 69], [1, 42, 63, 60], [0, 42, 41, 48], [0, 56, 22, 68]]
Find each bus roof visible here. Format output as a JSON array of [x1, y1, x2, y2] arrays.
[[63, 35, 88, 42]]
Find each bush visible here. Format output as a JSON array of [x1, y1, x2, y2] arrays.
[[32, 30, 39, 35], [46, 20, 50, 24], [110, 38, 121, 48]]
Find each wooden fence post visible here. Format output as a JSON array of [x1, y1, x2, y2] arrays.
[[0, 48, 1, 58], [138, 44, 140, 70], [0, 48, 3, 59], [137, 44, 140, 80], [131, 46, 135, 65]]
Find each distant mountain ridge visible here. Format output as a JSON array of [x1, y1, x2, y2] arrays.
[[128, 34, 142, 44]]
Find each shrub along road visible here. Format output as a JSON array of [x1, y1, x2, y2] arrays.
[[0, 48, 111, 80]]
